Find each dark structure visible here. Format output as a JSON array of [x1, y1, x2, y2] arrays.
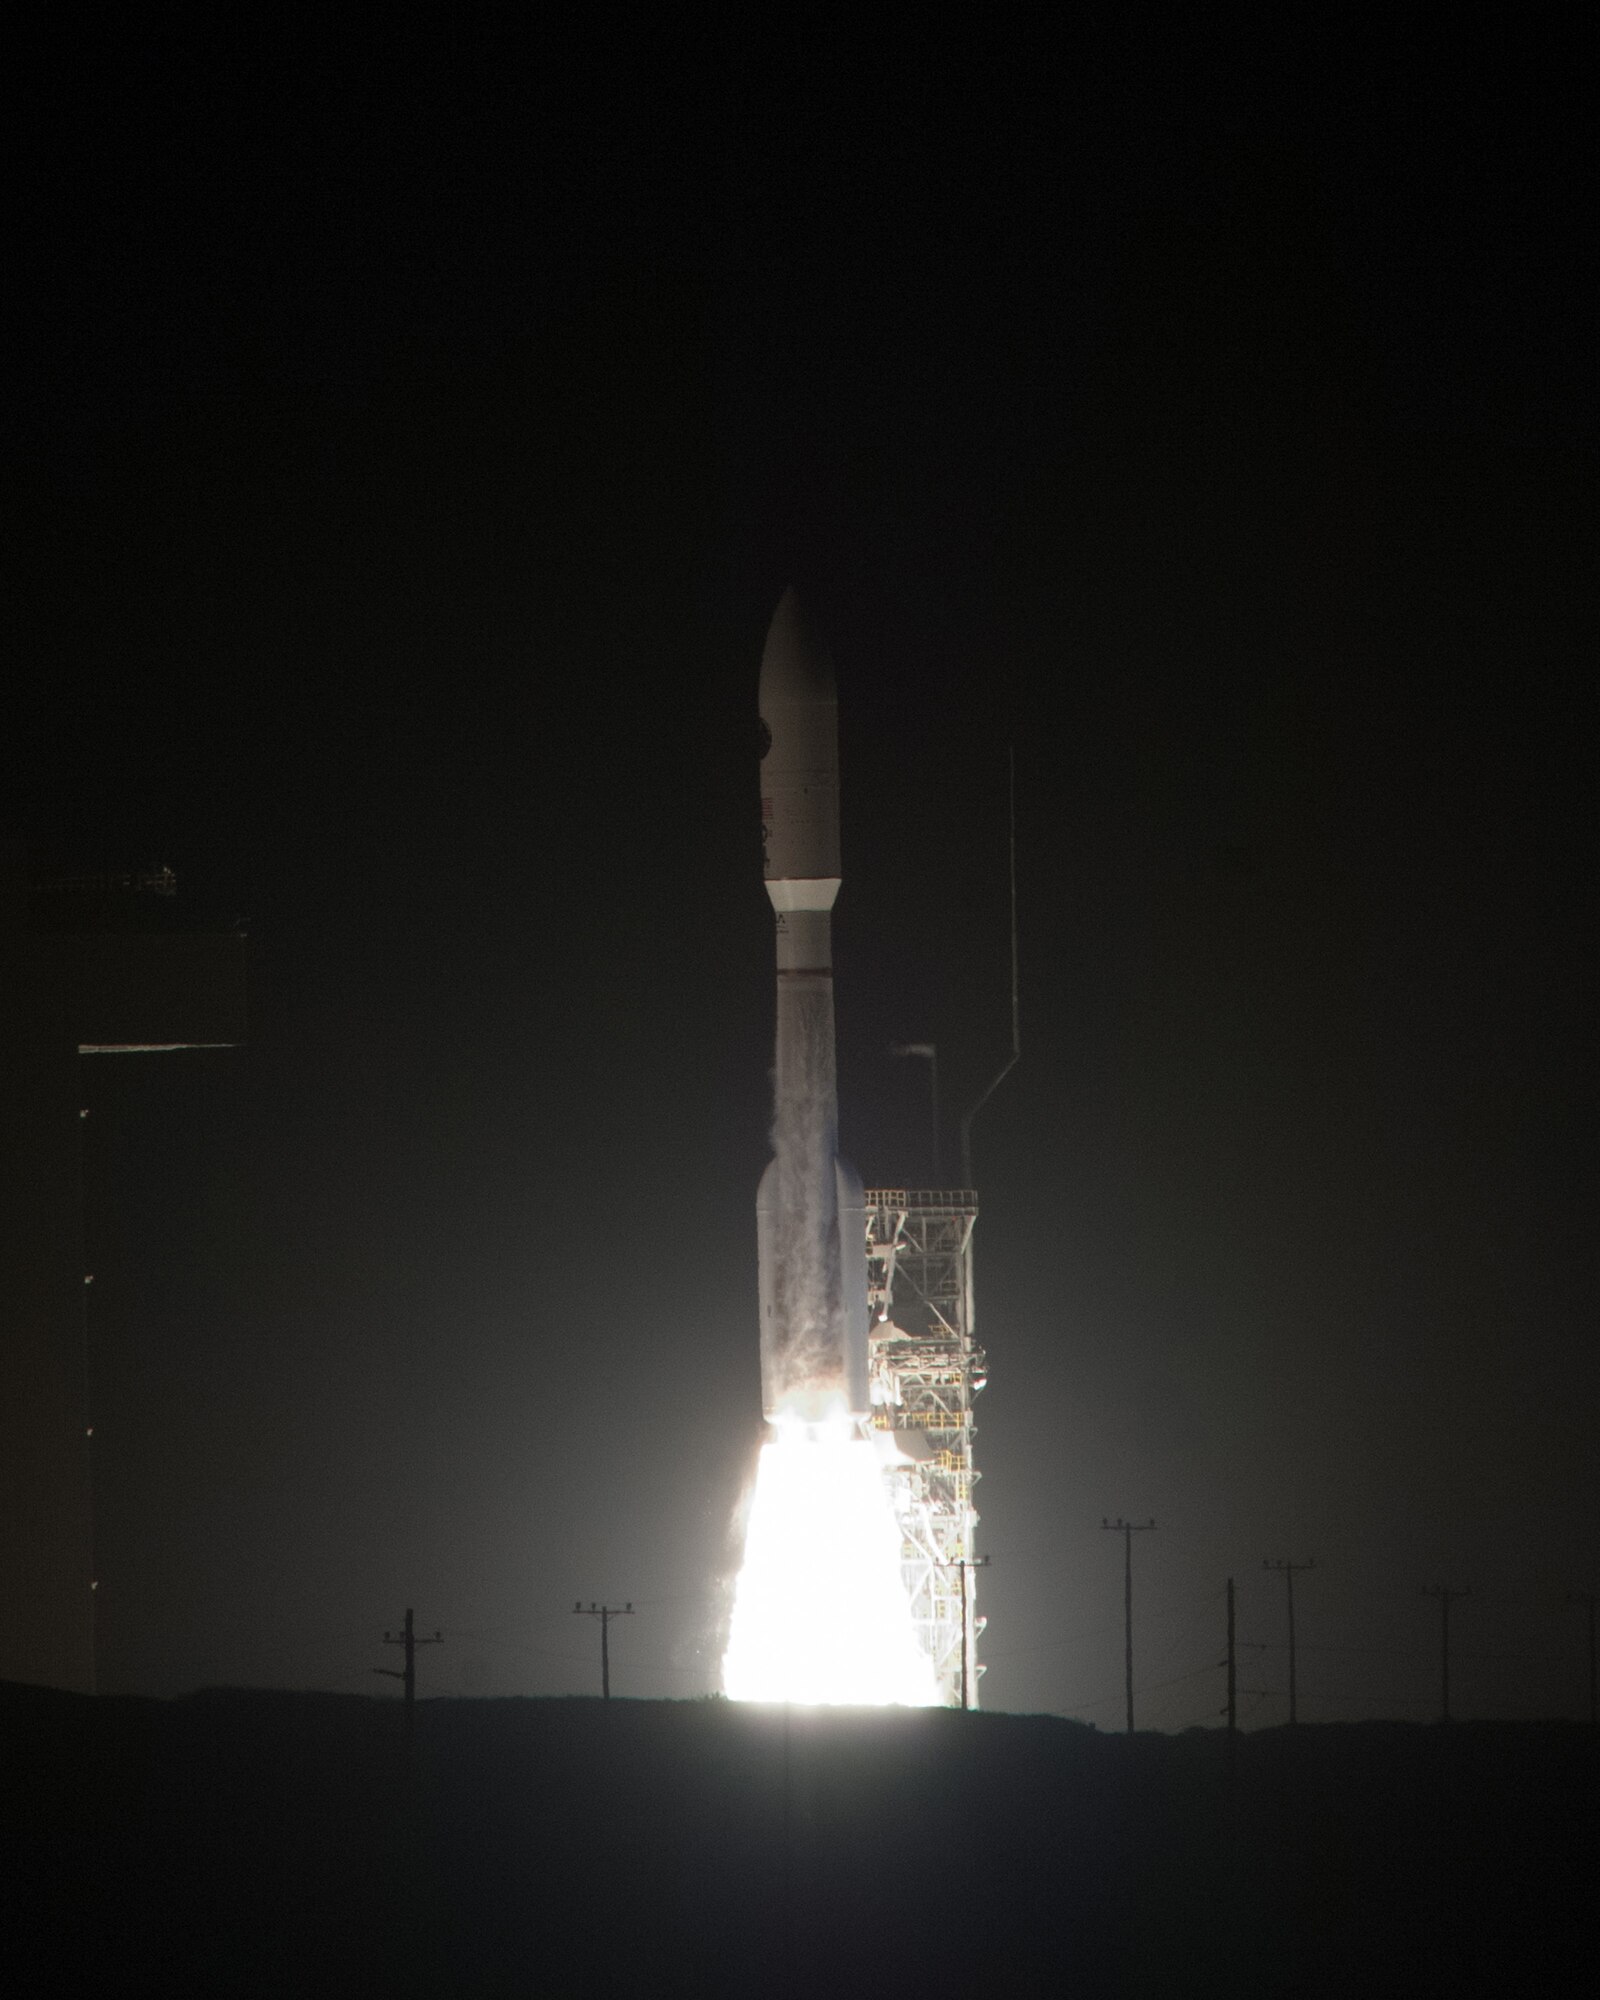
[[0, 844, 244, 1692], [8, 1688, 1594, 1995]]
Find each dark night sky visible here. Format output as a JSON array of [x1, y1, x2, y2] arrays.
[[8, 18, 1594, 1721]]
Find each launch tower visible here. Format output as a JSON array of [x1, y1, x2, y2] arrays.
[[865, 1188, 987, 1707]]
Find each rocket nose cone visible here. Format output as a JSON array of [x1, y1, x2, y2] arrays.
[[760, 587, 836, 707]]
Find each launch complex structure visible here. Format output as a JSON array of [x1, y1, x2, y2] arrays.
[[749, 587, 1006, 1709], [865, 1188, 987, 1707]]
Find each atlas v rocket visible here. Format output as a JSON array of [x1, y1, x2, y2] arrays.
[[756, 589, 870, 1423]]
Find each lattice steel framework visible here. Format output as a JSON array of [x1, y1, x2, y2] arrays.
[[864, 1189, 988, 1707]]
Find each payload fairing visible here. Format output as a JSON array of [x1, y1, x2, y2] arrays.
[[756, 590, 870, 1422]]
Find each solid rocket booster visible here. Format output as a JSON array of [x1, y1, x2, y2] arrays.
[[756, 589, 870, 1422]]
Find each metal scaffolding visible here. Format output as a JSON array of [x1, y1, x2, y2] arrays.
[[864, 1188, 988, 1707]]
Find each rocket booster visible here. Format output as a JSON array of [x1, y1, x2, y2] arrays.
[[759, 588, 841, 969], [756, 590, 870, 1422]]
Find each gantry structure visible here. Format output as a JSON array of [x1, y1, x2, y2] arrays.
[[864, 1188, 987, 1707]]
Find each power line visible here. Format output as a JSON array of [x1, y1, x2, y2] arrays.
[[1140, 1659, 1224, 1697], [985, 1574, 1219, 1670]]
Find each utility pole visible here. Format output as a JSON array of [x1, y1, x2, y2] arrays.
[[938, 1555, 991, 1710], [1102, 1518, 1156, 1733], [373, 1608, 443, 1736], [574, 1601, 632, 1699], [1264, 1558, 1314, 1724], [1569, 1592, 1598, 1727], [1420, 1586, 1469, 1722], [1219, 1577, 1239, 1780]]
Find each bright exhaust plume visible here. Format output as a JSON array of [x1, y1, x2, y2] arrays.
[[723, 1409, 939, 1706]]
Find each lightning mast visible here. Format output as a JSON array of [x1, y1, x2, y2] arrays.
[[866, 749, 1018, 1707]]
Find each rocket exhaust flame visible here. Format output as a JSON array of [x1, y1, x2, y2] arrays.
[[723, 589, 934, 1705], [723, 1414, 940, 1707]]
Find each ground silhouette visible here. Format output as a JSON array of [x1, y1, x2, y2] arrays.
[[7, 1683, 1591, 1996]]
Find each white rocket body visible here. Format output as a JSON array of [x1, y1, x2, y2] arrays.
[[756, 590, 870, 1422]]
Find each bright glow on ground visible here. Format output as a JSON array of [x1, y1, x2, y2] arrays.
[[723, 1411, 940, 1706]]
